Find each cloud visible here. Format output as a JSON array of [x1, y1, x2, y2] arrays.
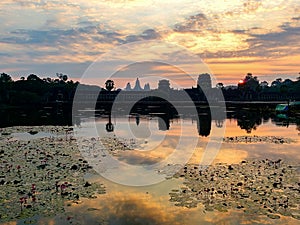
[[0, 52, 11, 57], [0, 24, 125, 67], [243, 0, 263, 13], [0, 26, 162, 66], [173, 13, 208, 33], [10, 0, 80, 10], [0, 25, 123, 46], [2, 29, 74, 45], [231, 29, 247, 34], [125, 29, 161, 42], [67, 192, 186, 225], [292, 16, 300, 21], [1, 0, 300, 85], [251, 25, 300, 44], [0, 61, 92, 79], [246, 23, 300, 57], [140, 29, 161, 40], [195, 16, 300, 61]]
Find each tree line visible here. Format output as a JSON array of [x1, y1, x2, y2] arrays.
[[0, 73, 78, 107], [1, 72, 300, 109], [217, 73, 300, 101]]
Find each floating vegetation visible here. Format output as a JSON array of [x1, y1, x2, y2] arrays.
[[0, 126, 106, 222], [223, 135, 294, 144], [170, 159, 300, 221], [77, 136, 140, 161], [0, 126, 71, 136], [100, 137, 139, 152]]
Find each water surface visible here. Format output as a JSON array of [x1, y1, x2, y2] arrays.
[[1, 112, 299, 225]]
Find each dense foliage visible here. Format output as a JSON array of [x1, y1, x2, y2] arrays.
[[1, 72, 300, 109], [0, 73, 79, 107]]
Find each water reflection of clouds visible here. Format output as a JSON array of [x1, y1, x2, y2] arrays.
[[11, 132, 55, 141], [223, 142, 300, 163], [219, 119, 300, 163], [80, 116, 300, 185], [201, 210, 297, 225], [82, 117, 300, 165], [211, 148, 248, 165], [115, 150, 167, 165], [63, 189, 298, 225], [66, 192, 185, 225], [106, 118, 199, 165], [0, 221, 17, 225], [226, 118, 300, 138]]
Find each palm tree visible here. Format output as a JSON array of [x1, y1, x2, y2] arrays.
[[216, 82, 224, 89], [105, 80, 114, 91]]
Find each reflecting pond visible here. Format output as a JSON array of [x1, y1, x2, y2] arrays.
[[0, 110, 299, 225]]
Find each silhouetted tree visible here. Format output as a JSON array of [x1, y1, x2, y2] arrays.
[[56, 73, 68, 82], [0, 73, 12, 83], [216, 82, 224, 89], [27, 74, 41, 81], [238, 73, 259, 100], [105, 80, 114, 91], [0, 73, 12, 104], [260, 81, 268, 87]]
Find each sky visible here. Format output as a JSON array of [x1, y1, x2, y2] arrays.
[[0, 0, 300, 88]]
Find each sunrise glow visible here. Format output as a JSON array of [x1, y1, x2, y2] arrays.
[[0, 0, 300, 87]]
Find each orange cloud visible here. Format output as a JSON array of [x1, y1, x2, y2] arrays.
[[66, 191, 186, 225]]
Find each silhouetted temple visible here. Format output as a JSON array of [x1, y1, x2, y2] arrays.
[[124, 78, 151, 91], [75, 73, 221, 108]]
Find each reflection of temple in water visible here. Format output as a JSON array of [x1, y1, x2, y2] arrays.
[[197, 113, 212, 137], [135, 114, 140, 126], [158, 114, 170, 131], [215, 120, 224, 128], [100, 108, 300, 136]]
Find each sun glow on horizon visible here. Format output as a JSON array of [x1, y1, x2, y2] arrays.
[[0, 0, 300, 86]]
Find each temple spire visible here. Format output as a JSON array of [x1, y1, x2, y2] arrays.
[[125, 82, 132, 91], [133, 78, 142, 91]]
